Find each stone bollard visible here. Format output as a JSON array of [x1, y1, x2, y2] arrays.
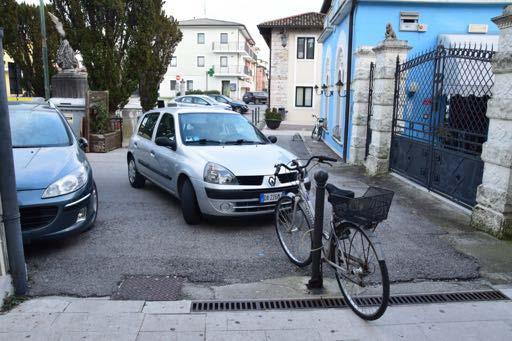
[[365, 38, 411, 176], [471, 5, 512, 239]]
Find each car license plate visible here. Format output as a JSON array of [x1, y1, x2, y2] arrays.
[[260, 192, 283, 203]]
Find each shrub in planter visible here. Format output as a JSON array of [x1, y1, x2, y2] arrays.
[[264, 107, 282, 130], [89, 105, 122, 153]]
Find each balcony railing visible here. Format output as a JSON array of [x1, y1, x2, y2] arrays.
[[212, 42, 257, 61], [213, 65, 253, 77]]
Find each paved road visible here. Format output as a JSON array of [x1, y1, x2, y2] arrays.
[[25, 134, 502, 298], [25, 136, 310, 297]]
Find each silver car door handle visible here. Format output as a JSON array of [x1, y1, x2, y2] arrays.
[[134, 142, 138, 148], [150, 151, 156, 157]]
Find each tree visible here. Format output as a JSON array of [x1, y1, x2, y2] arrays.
[[51, 0, 182, 113], [130, 1, 182, 111], [0, 0, 59, 97]]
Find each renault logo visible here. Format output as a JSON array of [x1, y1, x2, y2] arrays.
[[268, 176, 276, 187]]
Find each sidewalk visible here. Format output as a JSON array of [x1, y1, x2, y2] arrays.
[[0, 290, 511, 340]]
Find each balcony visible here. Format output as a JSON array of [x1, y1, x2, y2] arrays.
[[213, 65, 253, 78], [212, 42, 258, 61]]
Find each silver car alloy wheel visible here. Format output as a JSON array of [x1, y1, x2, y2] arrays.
[[128, 159, 136, 184]]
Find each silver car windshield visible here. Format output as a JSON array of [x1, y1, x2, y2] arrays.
[[179, 113, 267, 145]]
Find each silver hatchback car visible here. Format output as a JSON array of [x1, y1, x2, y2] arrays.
[[127, 108, 300, 224]]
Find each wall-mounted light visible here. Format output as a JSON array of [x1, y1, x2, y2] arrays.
[[314, 85, 321, 95], [280, 30, 288, 48], [322, 83, 333, 97], [335, 79, 344, 97]]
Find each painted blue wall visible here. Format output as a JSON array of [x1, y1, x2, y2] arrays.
[[320, 1, 505, 160]]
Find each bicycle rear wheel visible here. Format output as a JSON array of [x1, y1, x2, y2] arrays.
[[311, 125, 319, 140], [274, 196, 313, 267], [331, 222, 389, 320]]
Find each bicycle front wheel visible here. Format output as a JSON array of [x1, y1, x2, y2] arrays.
[[331, 222, 389, 320], [274, 196, 313, 267], [311, 125, 319, 140]]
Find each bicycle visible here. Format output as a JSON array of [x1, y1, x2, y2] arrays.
[[272, 156, 393, 320], [311, 114, 326, 141]]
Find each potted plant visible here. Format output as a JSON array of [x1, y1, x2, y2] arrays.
[[89, 105, 122, 153], [265, 107, 282, 130]]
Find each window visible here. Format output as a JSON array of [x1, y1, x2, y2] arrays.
[[197, 56, 205, 67], [220, 56, 228, 67], [295, 87, 313, 107], [197, 33, 205, 44], [182, 97, 193, 103], [220, 33, 228, 44], [10, 110, 71, 147], [170, 80, 176, 91], [192, 97, 209, 105], [215, 96, 228, 103], [170, 56, 177, 67], [187, 80, 193, 91], [8, 63, 21, 95], [297, 37, 315, 59], [137, 113, 160, 140], [155, 114, 176, 140]]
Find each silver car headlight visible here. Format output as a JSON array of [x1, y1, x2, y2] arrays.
[[42, 164, 89, 198], [204, 162, 238, 185]]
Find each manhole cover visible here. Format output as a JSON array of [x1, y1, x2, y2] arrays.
[[112, 275, 184, 301]]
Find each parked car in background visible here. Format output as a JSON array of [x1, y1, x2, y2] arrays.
[[243, 91, 268, 105], [207, 94, 249, 114], [9, 102, 98, 242], [171, 95, 232, 111], [127, 107, 300, 225]]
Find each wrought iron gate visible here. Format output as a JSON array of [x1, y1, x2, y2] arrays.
[[365, 62, 375, 160], [390, 45, 495, 208]]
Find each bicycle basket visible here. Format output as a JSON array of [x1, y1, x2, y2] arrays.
[[330, 186, 394, 224]]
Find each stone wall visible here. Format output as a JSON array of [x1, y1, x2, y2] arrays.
[[349, 46, 375, 165], [270, 30, 288, 109]]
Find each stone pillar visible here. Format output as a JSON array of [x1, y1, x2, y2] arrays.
[[365, 39, 411, 176], [349, 46, 375, 165], [51, 70, 88, 98], [269, 30, 288, 109], [471, 5, 512, 239]]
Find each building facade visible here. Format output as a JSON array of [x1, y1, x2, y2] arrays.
[[159, 18, 259, 101], [255, 59, 269, 92], [319, 0, 507, 161], [258, 12, 325, 124]]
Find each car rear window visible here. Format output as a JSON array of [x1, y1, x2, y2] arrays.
[[10, 109, 72, 148]]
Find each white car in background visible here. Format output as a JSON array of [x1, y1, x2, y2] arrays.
[[171, 95, 232, 111]]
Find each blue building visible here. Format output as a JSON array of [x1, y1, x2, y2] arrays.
[[318, 0, 508, 161]]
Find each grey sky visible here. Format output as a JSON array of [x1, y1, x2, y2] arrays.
[[21, 0, 321, 61]]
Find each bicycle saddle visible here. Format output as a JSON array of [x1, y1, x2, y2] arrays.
[[326, 184, 355, 203]]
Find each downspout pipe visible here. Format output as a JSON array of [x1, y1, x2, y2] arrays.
[[0, 28, 28, 295], [342, 0, 357, 162]]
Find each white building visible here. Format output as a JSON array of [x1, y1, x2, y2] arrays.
[[160, 18, 259, 101], [258, 13, 325, 124]]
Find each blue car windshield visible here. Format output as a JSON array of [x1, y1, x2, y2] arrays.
[[10, 110, 72, 148], [179, 113, 267, 145]]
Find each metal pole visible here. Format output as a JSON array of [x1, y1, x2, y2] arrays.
[[307, 170, 328, 289], [0, 28, 28, 295], [39, 0, 50, 100]]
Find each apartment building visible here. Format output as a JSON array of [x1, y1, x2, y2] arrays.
[[160, 18, 259, 101], [255, 58, 269, 92]]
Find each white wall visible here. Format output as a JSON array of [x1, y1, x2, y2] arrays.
[[270, 29, 322, 124], [160, 26, 257, 100]]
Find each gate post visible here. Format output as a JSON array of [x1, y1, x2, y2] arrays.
[[365, 34, 411, 176], [348, 46, 375, 165], [471, 5, 512, 239]]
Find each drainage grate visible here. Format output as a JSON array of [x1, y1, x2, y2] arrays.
[[112, 275, 184, 301], [191, 290, 509, 312]]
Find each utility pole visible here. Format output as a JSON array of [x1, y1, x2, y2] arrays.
[[0, 28, 28, 295], [39, 0, 50, 100]]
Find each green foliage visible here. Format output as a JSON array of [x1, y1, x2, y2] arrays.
[[264, 107, 282, 121], [51, 0, 182, 113], [0, 0, 59, 97], [185, 89, 221, 95], [89, 104, 111, 134], [129, 1, 182, 111]]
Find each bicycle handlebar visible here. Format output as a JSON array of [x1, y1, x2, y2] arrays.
[[273, 155, 338, 176]]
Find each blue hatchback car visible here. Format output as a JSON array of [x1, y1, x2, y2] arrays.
[[9, 102, 98, 242]]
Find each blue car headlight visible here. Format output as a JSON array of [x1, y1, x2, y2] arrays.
[[42, 164, 89, 198]]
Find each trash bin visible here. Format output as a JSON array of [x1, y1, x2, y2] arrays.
[[278, 107, 287, 121]]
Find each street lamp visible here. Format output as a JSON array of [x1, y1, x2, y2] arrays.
[[335, 79, 344, 97], [280, 30, 288, 48]]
